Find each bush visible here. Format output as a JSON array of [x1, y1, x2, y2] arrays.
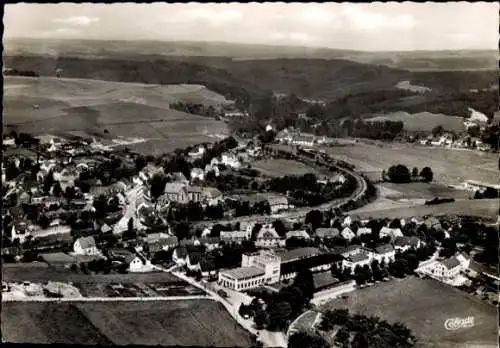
[[387, 164, 411, 183]]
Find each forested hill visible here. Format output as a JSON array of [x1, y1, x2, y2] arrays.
[[4, 55, 497, 104]]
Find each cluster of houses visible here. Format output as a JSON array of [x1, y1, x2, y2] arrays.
[[275, 129, 335, 148]]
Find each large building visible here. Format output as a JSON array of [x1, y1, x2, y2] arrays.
[[242, 250, 281, 284], [159, 183, 202, 204], [218, 267, 265, 291]]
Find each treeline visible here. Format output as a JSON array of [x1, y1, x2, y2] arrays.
[[169, 101, 223, 119], [383, 165, 433, 183], [4, 68, 40, 77]]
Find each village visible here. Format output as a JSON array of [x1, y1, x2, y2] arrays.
[[2, 127, 498, 348]]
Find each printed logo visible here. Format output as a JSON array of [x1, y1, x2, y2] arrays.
[[444, 316, 475, 330]]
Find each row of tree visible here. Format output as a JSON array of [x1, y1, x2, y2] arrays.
[[383, 165, 433, 183], [169, 101, 223, 119]]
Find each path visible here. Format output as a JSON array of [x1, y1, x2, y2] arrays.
[[2, 295, 210, 302]]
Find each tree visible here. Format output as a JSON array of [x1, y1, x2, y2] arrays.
[[420, 167, 434, 183], [43, 169, 55, 193], [254, 309, 270, 330], [272, 219, 287, 237], [288, 332, 329, 348], [381, 169, 386, 182], [412, 167, 419, 178], [387, 165, 411, 183], [293, 267, 315, 301], [38, 213, 50, 229], [305, 210, 323, 231], [52, 182, 63, 197], [150, 173, 166, 204], [432, 125, 444, 137], [335, 327, 350, 347]]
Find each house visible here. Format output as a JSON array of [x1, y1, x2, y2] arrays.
[[204, 164, 220, 177], [343, 215, 352, 227], [266, 196, 289, 213], [220, 230, 251, 244], [242, 250, 282, 284], [315, 228, 340, 239], [202, 187, 224, 206], [187, 251, 203, 271], [172, 172, 189, 184], [424, 217, 443, 231], [255, 225, 284, 248], [10, 220, 33, 244], [394, 236, 422, 252], [190, 168, 205, 182], [291, 134, 316, 147], [74, 236, 99, 256], [147, 236, 179, 253], [200, 258, 218, 278], [373, 244, 396, 263], [286, 230, 310, 240], [125, 254, 153, 273], [424, 257, 462, 281], [197, 237, 221, 251], [341, 227, 356, 241], [221, 154, 241, 169], [172, 246, 188, 265], [188, 146, 206, 158], [380, 227, 404, 240], [341, 245, 373, 272], [356, 227, 372, 236]]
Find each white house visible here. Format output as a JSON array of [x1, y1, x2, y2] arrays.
[[343, 216, 352, 227], [204, 164, 220, 177], [126, 254, 153, 273], [394, 236, 422, 252], [221, 154, 241, 169], [341, 227, 356, 241], [190, 168, 205, 182], [266, 124, 274, 132], [420, 257, 463, 284], [356, 227, 372, 236], [73, 236, 99, 256], [172, 246, 188, 266], [380, 227, 404, 240], [286, 230, 310, 240], [188, 146, 206, 158], [342, 246, 373, 273], [218, 267, 265, 291], [11, 221, 33, 244]]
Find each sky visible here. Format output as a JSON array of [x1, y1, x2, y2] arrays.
[[4, 2, 499, 51]]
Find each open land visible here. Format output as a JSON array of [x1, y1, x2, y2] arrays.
[[3, 76, 229, 155], [2, 300, 253, 346], [366, 111, 466, 133], [321, 142, 498, 185], [251, 158, 324, 177], [315, 277, 498, 348]]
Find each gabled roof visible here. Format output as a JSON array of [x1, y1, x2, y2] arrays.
[[315, 228, 340, 238], [174, 246, 188, 259], [198, 237, 221, 244], [286, 230, 310, 239], [347, 251, 370, 263], [164, 182, 185, 194], [186, 185, 202, 194], [76, 236, 96, 249], [394, 236, 420, 247], [441, 257, 461, 269], [357, 227, 372, 235], [200, 258, 217, 272], [188, 251, 203, 265], [278, 247, 320, 263], [375, 244, 395, 254], [191, 168, 204, 175]]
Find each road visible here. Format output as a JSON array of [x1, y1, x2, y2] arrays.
[[113, 184, 147, 234], [2, 295, 210, 302]]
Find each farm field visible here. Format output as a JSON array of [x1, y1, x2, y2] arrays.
[[1, 302, 112, 344], [251, 158, 323, 177], [317, 277, 498, 348], [3, 76, 229, 155], [321, 142, 498, 185], [74, 300, 254, 346], [75, 281, 206, 298], [2, 263, 182, 283], [376, 182, 471, 200], [366, 111, 466, 133], [351, 198, 498, 221]]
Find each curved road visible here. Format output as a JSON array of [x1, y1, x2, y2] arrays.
[[194, 148, 368, 227]]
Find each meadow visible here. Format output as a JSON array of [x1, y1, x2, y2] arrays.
[[366, 111, 466, 133], [75, 300, 253, 346], [322, 142, 498, 186], [317, 277, 498, 348], [3, 76, 229, 155], [251, 158, 323, 177]]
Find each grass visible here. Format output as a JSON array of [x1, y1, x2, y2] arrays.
[[315, 277, 498, 347], [2, 300, 252, 346], [3, 76, 229, 155], [1, 302, 112, 344], [366, 111, 466, 133], [321, 142, 498, 186], [2, 263, 181, 283], [352, 198, 498, 221], [251, 158, 323, 177], [75, 300, 253, 346], [376, 182, 471, 200]]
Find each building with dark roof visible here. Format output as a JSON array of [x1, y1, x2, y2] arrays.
[[280, 252, 343, 281]]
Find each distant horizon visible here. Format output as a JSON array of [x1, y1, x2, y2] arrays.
[[4, 3, 498, 51], [5, 36, 498, 54]]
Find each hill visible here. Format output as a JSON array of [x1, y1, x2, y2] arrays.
[[3, 76, 229, 155], [4, 38, 498, 71]]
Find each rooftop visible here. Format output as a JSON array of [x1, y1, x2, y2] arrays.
[[347, 251, 370, 263], [220, 267, 265, 280], [441, 257, 461, 270], [375, 244, 395, 254], [278, 247, 320, 263], [315, 228, 340, 238]]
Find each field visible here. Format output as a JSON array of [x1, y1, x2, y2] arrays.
[[366, 111, 466, 133], [351, 198, 498, 221], [2, 300, 253, 346], [3, 76, 229, 155], [322, 142, 498, 185], [317, 277, 498, 347], [376, 182, 471, 200], [1, 302, 112, 344], [251, 158, 323, 177], [75, 300, 253, 346], [2, 263, 181, 283]]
